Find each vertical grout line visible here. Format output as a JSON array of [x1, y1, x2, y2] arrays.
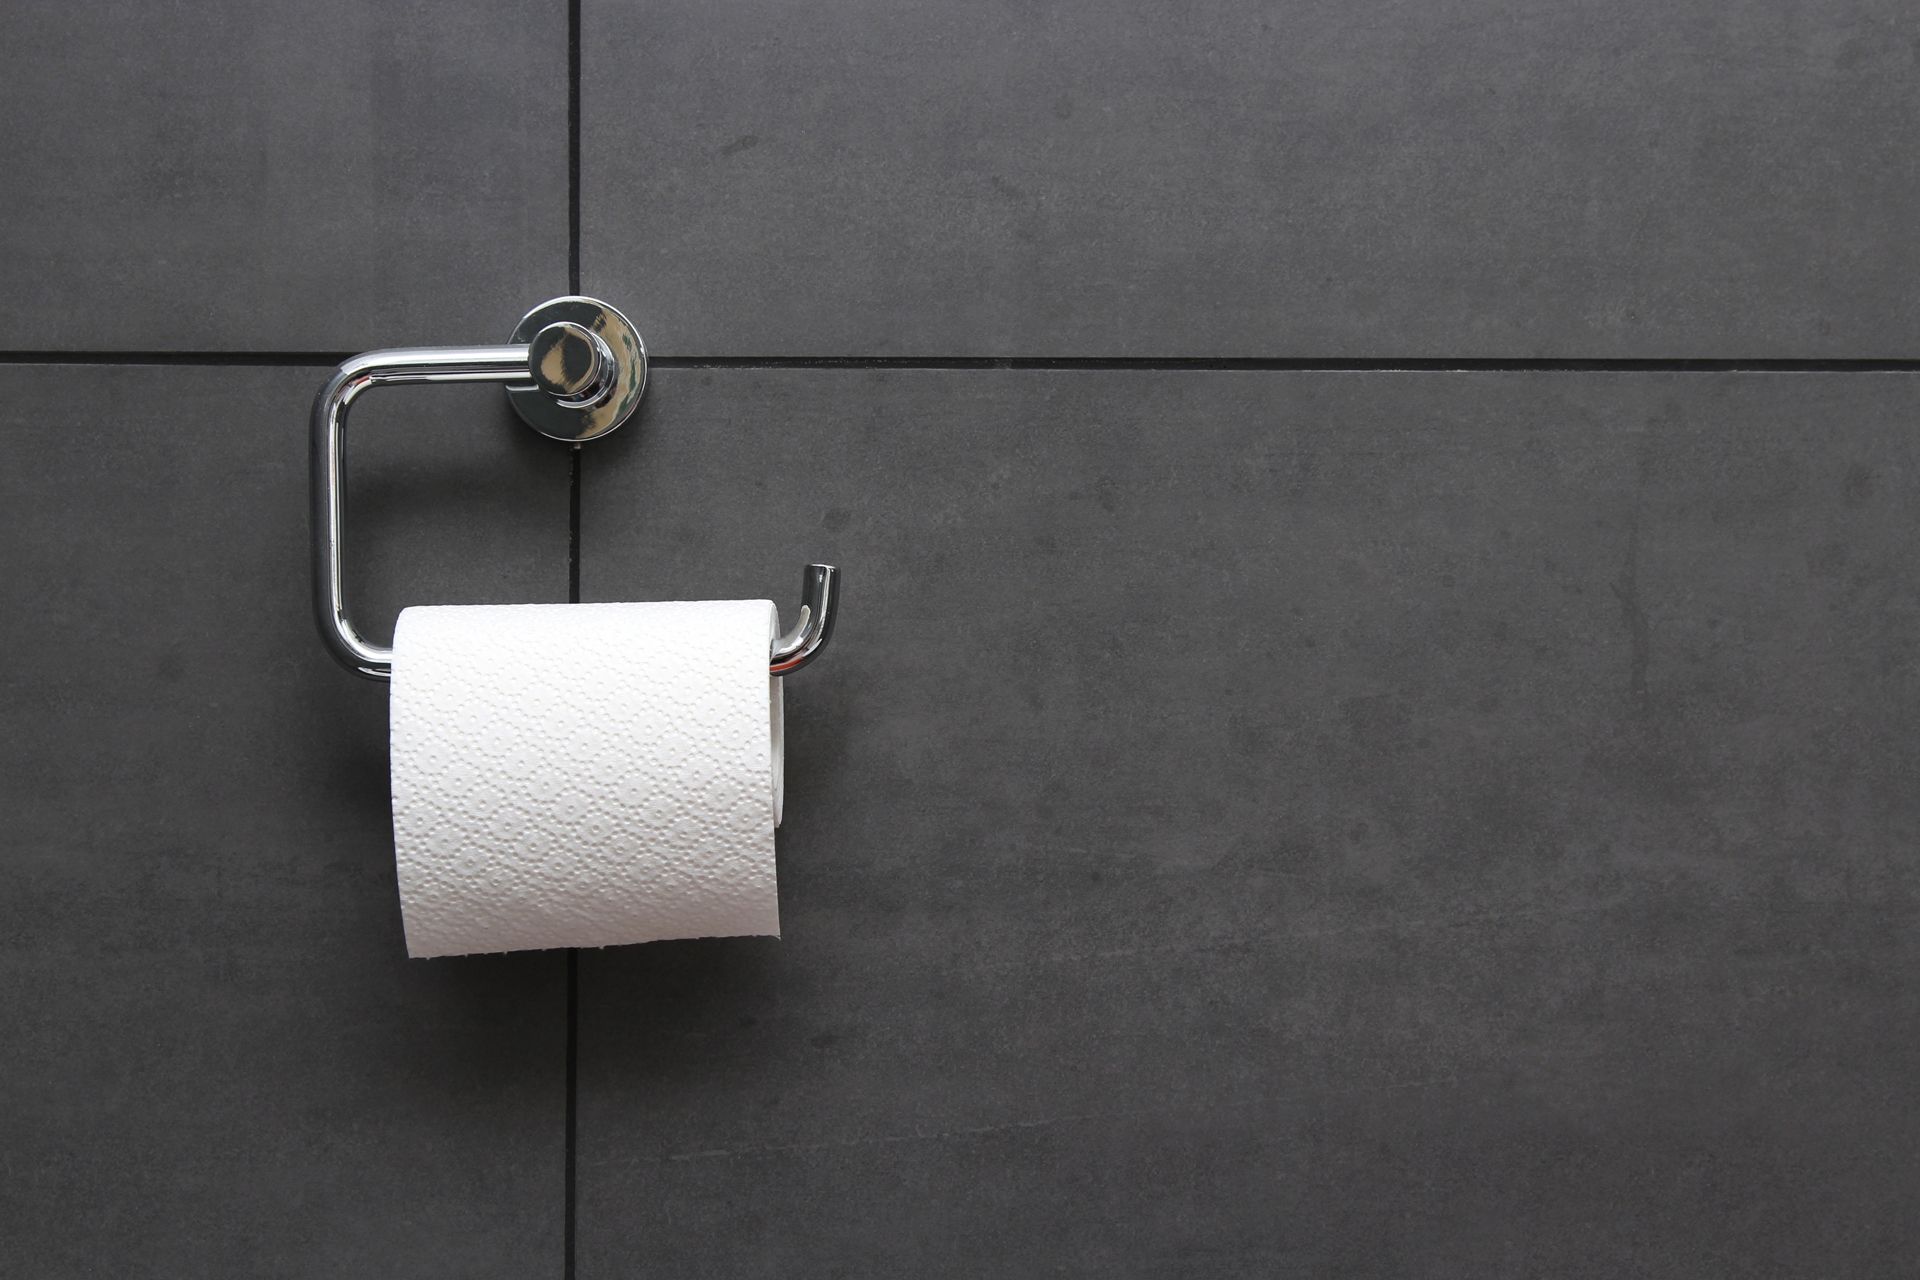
[[565, 0, 584, 1275], [569, 446, 583, 601], [564, 946, 579, 1280], [568, 0, 582, 297]]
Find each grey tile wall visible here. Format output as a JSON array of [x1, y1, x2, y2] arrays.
[[0, 0, 566, 352], [581, 0, 1920, 358], [572, 370, 1920, 1276], [8, 0, 1920, 1274], [0, 366, 572, 1275]]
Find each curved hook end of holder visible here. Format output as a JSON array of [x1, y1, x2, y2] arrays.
[[771, 564, 840, 676], [311, 298, 840, 683]]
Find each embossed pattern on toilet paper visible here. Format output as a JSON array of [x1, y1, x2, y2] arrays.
[[389, 599, 781, 958]]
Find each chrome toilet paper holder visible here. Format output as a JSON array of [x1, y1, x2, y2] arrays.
[[310, 295, 839, 681]]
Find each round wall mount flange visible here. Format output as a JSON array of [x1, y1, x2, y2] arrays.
[[506, 296, 647, 441]]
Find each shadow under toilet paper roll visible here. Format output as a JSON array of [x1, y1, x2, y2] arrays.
[[388, 599, 785, 958]]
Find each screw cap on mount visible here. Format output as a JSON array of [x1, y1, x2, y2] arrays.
[[507, 296, 647, 441], [529, 320, 616, 403]]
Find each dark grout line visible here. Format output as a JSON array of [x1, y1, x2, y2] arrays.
[[568, 0, 582, 299], [563, 946, 579, 1280], [0, 350, 353, 366], [569, 447, 583, 600], [651, 355, 1920, 373], [3, 352, 1917, 372]]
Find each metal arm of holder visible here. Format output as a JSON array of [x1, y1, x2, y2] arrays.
[[310, 296, 839, 682]]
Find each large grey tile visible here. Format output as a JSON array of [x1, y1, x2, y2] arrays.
[[583, 0, 1920, 358], [0, 0, 565, 351], [0, 365, 573, 1275], [575, 370, 1920, 1274]]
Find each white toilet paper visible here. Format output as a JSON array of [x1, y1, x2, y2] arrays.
[[388, 599, 783, 958]]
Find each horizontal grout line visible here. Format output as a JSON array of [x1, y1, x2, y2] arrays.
[[0, 352, 1916, 373], [652, 355, 1920, 373], [0, 350, 352, 367]]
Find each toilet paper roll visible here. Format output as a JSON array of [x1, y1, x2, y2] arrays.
[[388, 599, 783, 958]]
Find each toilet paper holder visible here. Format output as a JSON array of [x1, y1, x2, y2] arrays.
[[310, 295, 840, 681]]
